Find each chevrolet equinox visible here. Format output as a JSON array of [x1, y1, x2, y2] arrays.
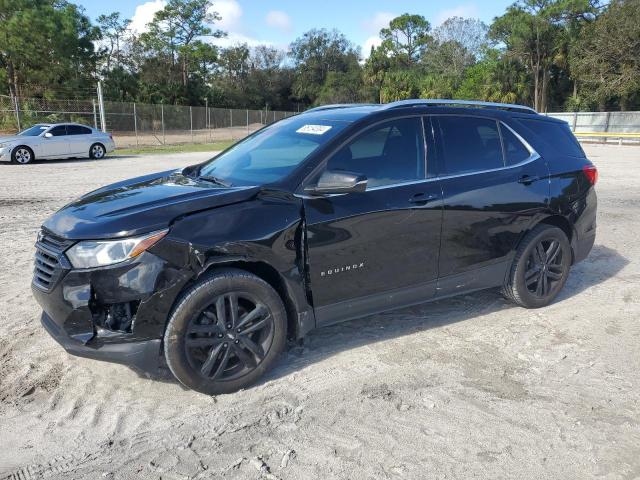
[[33, 100, 598, 394]]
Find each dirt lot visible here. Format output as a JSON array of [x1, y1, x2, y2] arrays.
[[0, 145, 638, 479]]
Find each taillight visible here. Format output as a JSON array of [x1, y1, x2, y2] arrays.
[[109, 134, 113, 140], [583, 165, 598, 185]]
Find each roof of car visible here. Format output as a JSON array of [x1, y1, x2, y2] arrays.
[[301, 99, 545, 122]]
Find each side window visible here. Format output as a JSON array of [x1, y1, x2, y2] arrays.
[[436, 116, 503, 175], [67, 125, 92, 135], [326, 117, 425, 188], [48, 126, 67, 137], [501, 124, 531, 165]]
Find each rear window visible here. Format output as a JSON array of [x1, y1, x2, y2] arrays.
[[516, 119, 584, 157]]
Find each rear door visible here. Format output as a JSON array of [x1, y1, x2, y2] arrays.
[[40, 125, 70, 157], [303, 116, 443, 326], [432, 115, 549, 293], [66, 125, 94, 155]]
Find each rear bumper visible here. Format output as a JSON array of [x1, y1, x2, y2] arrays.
[[573, 230, 596, 264], [41, 311, 161, 372]]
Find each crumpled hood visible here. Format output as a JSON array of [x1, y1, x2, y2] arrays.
[[43, 169, 259, 239]]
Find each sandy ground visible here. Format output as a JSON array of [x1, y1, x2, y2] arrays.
[[0, 145, 638, 479]]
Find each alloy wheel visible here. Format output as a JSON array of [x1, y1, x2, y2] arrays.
[[14, 148, 32, 164], [524, 239, 565, 297], [92, 145, 105, 158], [184, 292, 275, 381]]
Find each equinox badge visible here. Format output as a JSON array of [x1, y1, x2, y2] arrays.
[[320, 262, 365, 277]]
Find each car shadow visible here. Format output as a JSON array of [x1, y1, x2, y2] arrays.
[[132, 244, 628, 390]]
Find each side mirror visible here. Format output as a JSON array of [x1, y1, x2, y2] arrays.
[[44, 132, 53, 138], [304, 170, 367, 196]]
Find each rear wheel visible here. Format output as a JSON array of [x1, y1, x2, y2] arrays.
[[89, 143, 105, 159], [502, 224, 572, 308], [164, 269, 287, 395], [12, 146, 34, 164]]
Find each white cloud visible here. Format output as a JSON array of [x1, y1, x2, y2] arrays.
[[362, 11, 397, 35], [265, 10, 292, 32], [212, 0, 243, 30], [212, 32, 273, 48], [362, 36, 383, 57], [434, 4, 479, 25], [130, 0, 166, 34]]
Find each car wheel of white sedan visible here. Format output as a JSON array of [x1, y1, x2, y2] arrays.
[[90, 143, 105, 159], [12, 146, 34, 164]]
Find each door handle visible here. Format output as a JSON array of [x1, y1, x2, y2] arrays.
[[409, 193, 438, 205], [518, 174, 541, 185]]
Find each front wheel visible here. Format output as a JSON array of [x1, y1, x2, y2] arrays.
[[89, 143, 106, 159], [12, 146, 34, 164], [502, 224, 572, 308], [164, 269, 287, 395]]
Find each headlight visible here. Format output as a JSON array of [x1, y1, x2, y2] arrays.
[[66, 229, 168, 269]]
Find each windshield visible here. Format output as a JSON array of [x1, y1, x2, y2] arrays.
[[198, 115, 349, 186], [18, 125, 49, 136]]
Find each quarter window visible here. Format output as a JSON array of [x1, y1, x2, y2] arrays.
[[326, 117, 425, 188], [67, 125, 92, 135], [435, 116, 503, 175], [501, 124, 531, 165]]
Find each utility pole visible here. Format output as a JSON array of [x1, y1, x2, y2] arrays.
[[97, 81, 107, 132]]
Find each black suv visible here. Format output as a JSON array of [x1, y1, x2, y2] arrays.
[[33, 100, 598, 394]]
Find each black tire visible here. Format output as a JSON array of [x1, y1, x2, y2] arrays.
[[502, 224, 572, 308], [89, 143, 106, 159], [164, 268, 287, 395], [11, 145, 34, 164]]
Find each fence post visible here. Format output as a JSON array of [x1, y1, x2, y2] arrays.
[[92, 99, 98, 130], [604, 111, 611, 144], [190, 106, 193, 143], [161, 103, 166, 145], [12, 95, 21, 131], [246, 109, 249, 136], [97, 81, 106, 132], [572, 111, 578, 132], [133, 102, 139, 146], [229, 109, 233, 140]]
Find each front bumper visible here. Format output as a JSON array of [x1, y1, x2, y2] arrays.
[[0, 146, 10, 162], [32, 246, 193, 373], [41, 311, 162, 372]]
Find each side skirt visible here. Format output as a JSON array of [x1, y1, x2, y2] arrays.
[[312, 260, 510, 330]]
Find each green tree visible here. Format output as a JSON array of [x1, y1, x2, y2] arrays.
[[0, 0, 99, 98], [289, 29, 361, 105], [379, 14, 431, 67], [571, 0, 640, 110]]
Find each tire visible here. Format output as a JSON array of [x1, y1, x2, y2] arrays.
[[11, 146, 34, 164], [502, 224, 572, 308], [164, 268, 287, 395], [89, 143, 106, 159]]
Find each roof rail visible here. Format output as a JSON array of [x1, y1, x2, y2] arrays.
[[382, 99, 537, 114], [303, 103, 378, 114]]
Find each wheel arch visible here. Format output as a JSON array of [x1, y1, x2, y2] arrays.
[[177, 259, 305, 342], [517, 214, 577, 264]]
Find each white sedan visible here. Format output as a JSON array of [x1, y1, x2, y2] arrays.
[[0, 123, 116, 164]]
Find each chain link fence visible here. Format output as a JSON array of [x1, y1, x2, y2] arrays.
[[3, 95, 640, 147], [0, 95, 297, 148]]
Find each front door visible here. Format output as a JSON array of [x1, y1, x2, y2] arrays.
[[431, 115, 550, 293], [303, 116, 443, 326], [41, 125, 70, 157]]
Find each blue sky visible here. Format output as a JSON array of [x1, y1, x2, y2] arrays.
[[78, 0, 514, 54]]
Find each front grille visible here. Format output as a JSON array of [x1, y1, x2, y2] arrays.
[[33, 230, 73, 292]]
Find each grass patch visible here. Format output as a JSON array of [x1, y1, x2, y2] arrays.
[[115, 141, 234, 156]]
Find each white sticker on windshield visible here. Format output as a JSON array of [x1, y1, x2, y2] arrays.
[[296, 124, 332, 135]]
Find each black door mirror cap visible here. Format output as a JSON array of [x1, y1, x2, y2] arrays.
[[305, 170, 368, 196]]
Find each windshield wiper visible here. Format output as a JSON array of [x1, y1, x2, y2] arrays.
[[199, 175, 232, 187]]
